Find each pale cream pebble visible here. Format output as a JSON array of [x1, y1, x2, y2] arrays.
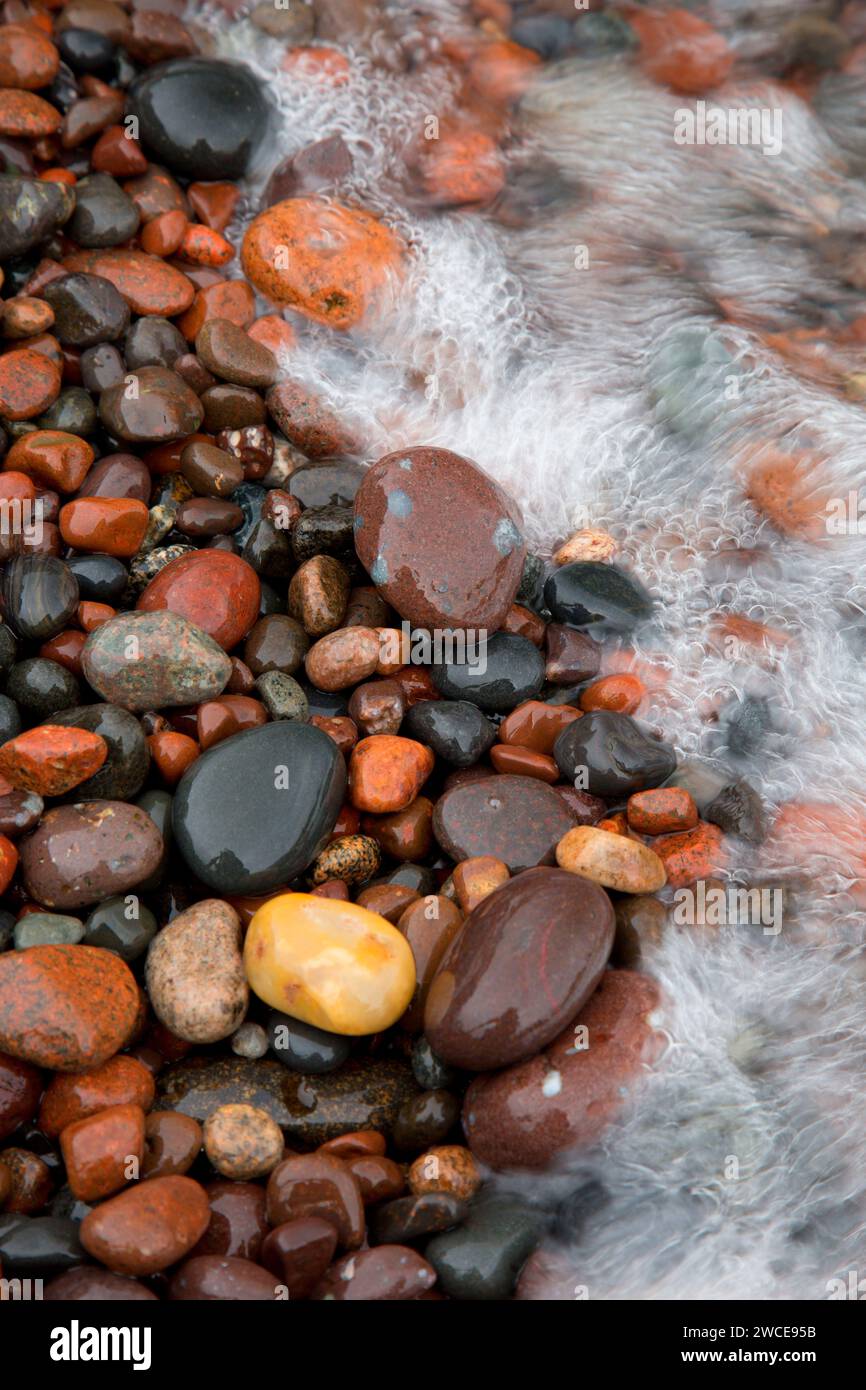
[[556, 825, 667, 894], [553, 528, 617, 566]]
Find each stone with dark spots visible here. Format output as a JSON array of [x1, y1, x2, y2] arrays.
[[99, 365, 203, 443], [402, 699, 497, 767], [0, 944, 140, 1070], [19, 801, 164, 910], [425, 868, 614, 1071], [353, 446, 525, 631], [43, 272, 131, 346], [128, 58, 270, 181], [0, 176, 74, 260], [463, 970, 663, 1170], [155, 1055, 418, 1145], [82, 611, 232, 711], [2, 554, 78, 642], [425, 1196, 548, 1301], [67, 173, 140, 248], [433, 774, 575, 872], [544, 561, 653, 635], [431, 633, 544, 712], [171, 720, 346, 895], [553, 711, 677, 798], [52, 704, 150, 801]]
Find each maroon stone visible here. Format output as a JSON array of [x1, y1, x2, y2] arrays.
[[169, 1255, 280, 1301], [432, 774, 574, 872], [259, 1216, 337, 1299], [311, 1245, 437, 1300], [0, 1050, 42, 1141], [191, 1180, 268, 1261], [76, 453, 151, 504], [353, 446, 525, 632], [425, 868, 614, 1071], [463, 970, 663, 1170]]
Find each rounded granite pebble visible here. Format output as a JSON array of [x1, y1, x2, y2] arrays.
[[19, 800, 163, 909], [82, 611, 232, 711], [145, 899, 248, 1044], [203, 1103, 284, 1180]]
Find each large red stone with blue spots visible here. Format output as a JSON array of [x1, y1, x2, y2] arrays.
[[353, 446, 525, 633]]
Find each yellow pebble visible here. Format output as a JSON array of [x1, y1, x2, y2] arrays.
[[244, 892, 416, 1035], [556, 825, 667, 894]]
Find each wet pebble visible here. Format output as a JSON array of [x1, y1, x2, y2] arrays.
[[203, 1103, 284, 1180], [432, 632, 544, 712], [267, 1010, 351, 1074], [146, 899, 248, 1044], [433, 775, 575, 872]]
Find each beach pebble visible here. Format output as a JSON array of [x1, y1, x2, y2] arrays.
[[145, 899, 248, 1044]]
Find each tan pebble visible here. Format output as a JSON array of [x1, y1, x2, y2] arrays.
[[287, 554, 350, 637], [408, 1144, 482, 1201], [556, 825, 666, 894], [144, 899, 248, 1044], [452, 855, 509, 913], [554, 529, 617, 566], [203, 1103, 284, 1180]]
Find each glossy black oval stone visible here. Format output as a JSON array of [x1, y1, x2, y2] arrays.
[[6, 658, 80, 719], [431, 633, 544, 712], [128, 58, 270, 181], [172, 720, 346, 895], [403, 699, 497, 767], [2, 555, 78, 641], [553, 710, 676, 798], [66, 554, 128, 604], [267, 1010, 350, 1074], [544, 561, 653, 634]]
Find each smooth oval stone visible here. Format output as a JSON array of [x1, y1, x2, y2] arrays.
[[156, 1055, 418, 1146], [425, 1196, 547, 1301], [245, 893, 416, 1035], [99, 365, 203, 443], [431, 633, 544, 712], [84, 894, 157, 961], [311, 1245, 437, 1300], [369, 1192, 466, 1246], [0, 785, 42, 836], [553, 711, 677, 798], [52, 703, 150, 801], [82, 611, 232, 712], [169, 1253, 279, 1301], [0, 693, 21, 745], [20, 801, 164, 910], [43, 272, 130, 347], [353, 445, 525, 631], [172, 721, 346, 895], [128, 58, 270, 180], [6, 659, 80, 721], [403, 699, 497, 767], [146, 899, 248, 1044], [433, 775, 575, 872], [123, 316, 186, 371], [267, 1010, 351, 1074], [68, 172, 140, 248], [463, 970, 663, 1171], [0, 1216, 85, 1274], [192, 1180, 266, 1259], [0, 943, 140, 1069], [2, 554, 78, 641], [544, 561, 653, 634], [38, 385, 97, 437], [66, 553, 128, 604], [426, 868, 614, 1071], [0, 176, 74, 260], [14, 913, 84, 948]]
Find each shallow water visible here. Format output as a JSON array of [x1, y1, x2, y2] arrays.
[[207, 1, 866, 1299]]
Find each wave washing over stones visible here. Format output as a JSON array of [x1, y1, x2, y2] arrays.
[[0, 0, 863, 1307]]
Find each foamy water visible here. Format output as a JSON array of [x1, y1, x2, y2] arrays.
[[202, 0, 866, 1299]]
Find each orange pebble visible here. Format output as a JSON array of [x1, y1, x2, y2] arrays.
[[39, 167, 76, 185], [0, 470, 36, 503], [140, 209, 188, 259], [247, 314, 296, 359], [580, 674, 646, 715], [489, 743, 559, 782], [466, 38, 541, 104], [59, 497, 149, 558], [627, 788, 699, 836], [630, 8, 733, 94], [39, 628, 85, 674], [348, 735, 434, 814], [178, 223, 234, 268], [653, 823, 726, 888], [0, 833, 18, 893], [281, 46, 351, 84], [147, 731, 200, 786], [187, 182, 239, 234], [77, 601, 116, 633]]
